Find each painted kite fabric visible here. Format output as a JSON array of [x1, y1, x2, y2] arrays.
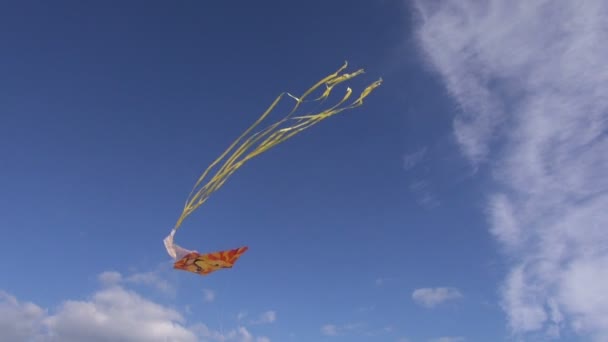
[[164, 61, 382, 276], [173, 247, 249, 276]]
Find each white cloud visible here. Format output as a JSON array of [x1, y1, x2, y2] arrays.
[[125, 271, 174, 294], [0, 291, 46, 342], [250, 310, 276, 325], [44, 286, 196, 342], [237, 310, 248, 322], [259, 311, 276, 324], [429, 337, 465, 342], [194, 324, 267, 342], [321, 324, 338, 336], [365, 325, 394, 337], [375, 276, 397, 286], [356, 305, 375, 313], [414, 0, 608, 340], [0, 286, 197, 342], [0, 272, 270, 342], [202, 289, 215, 303], [320, 322, 392, 338], [97, 271, 122, 285], [98, 269, 174, 295], [320, 322, 363, 337], [412, 287, 463, 308]]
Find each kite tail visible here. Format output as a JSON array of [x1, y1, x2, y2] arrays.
[[165, 61, 382, 258]]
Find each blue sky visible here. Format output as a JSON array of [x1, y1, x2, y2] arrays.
[[1, 1, 606, 342]]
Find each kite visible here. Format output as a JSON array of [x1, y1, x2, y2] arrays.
[[164, 61, 382, 276], [173, 247, 249, 276]]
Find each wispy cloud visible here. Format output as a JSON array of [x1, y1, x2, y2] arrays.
[[375, 277, 390, 286], [250, 310, 276, 325], [320, 322, 393, 338], [193, 324, 270, 342], [365, 325, 394, 337], [403, 147, 428, 170], [356, 305, 375, 313], [320, 322, 364, 336], [98, 269, 174, 295], [409, 180, 440, 208], [414, 0, 608, 340], [237, 310, 248, 322], [97, 271, 122, 286], [125, 271, 174, 294], [429, 337, 465, 342], [412, 287, 463, 308], [403, 147, 438, 208], [202, 289, 215, 303], [321, 324, 339, 336]]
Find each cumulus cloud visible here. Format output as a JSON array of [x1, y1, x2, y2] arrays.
[[0, 286, 197, 342], [0, 272, 270, 342], [0, 291, 46, 342], [414, 0, 608, 340], [412, 287, 463, 308], [44, 286, 196, 342]]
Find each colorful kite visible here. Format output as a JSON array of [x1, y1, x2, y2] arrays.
[[173, 247, 249, 276], [164, 61, 382, 276]]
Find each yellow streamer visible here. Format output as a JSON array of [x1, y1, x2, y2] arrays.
[[164, 61, 382, 259]]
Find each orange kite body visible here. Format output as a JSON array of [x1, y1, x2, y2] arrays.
[[173, 246, 249, 276]]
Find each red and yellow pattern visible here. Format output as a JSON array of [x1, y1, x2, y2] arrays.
[[173, 246, 248, 276]]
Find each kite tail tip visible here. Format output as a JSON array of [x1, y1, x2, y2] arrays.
[[336, 60, 349, 75]]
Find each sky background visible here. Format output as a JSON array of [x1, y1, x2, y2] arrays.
[[0, 1, 605, 342]]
